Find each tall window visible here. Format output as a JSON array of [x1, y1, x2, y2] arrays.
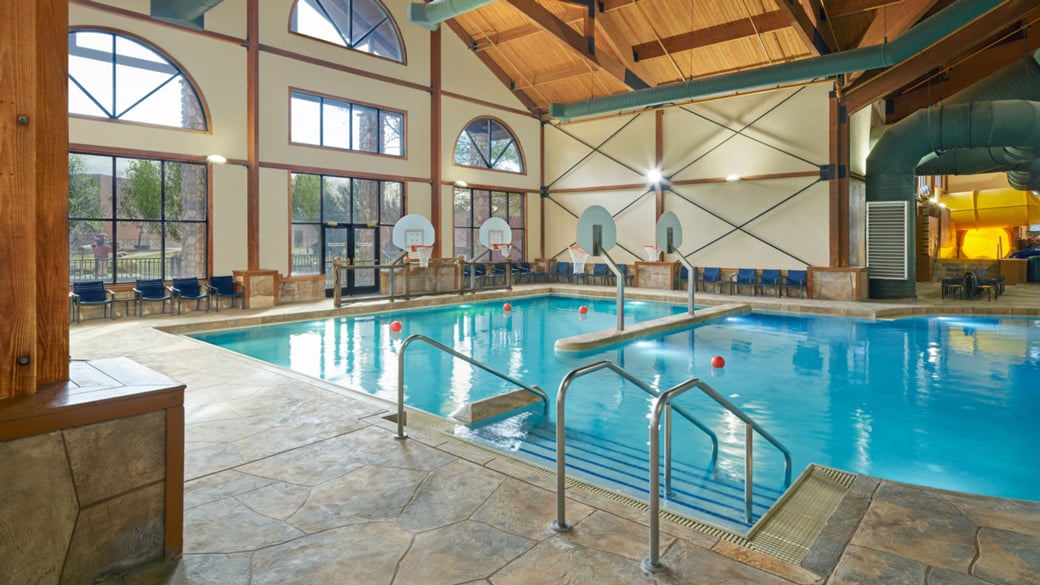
[[68, 30, 206, 130], [291, 91, 403, 155], [454, 118, 524, 173], [454, 188, 525, 261], [291, 173, 404, 275], [291, 0, 404, 62], [68, 153, 208, 284]]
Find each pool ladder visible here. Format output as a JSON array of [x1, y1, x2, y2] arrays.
[[550, 360, 792, 574], [394, 334, 549, 439]]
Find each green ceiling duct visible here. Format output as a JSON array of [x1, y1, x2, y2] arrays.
[[151, 0, 224, 29], [548, 0, 1003, 121], [409, 0, 498, 31]]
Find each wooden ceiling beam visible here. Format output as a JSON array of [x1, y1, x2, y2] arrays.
[[471, 6, 587, 50], [773, 0, 834, 55], [599, 0, 636, 13], [828, 0, 902, 19], [855, 0, 938, 49], [504, 0, 649, 89], [841, 0, 1040, 113], [443, 19, 543, 113], [633, 11, 790, 61], [515, 62, 591, 89]]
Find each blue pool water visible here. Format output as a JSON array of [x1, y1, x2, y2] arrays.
[[190, 295, 1040, 529]]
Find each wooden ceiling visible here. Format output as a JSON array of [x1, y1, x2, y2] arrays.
[[443, 0, 1040, 120]]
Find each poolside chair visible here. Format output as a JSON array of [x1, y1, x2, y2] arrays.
[[134, 278, 171, 317], [462, 263, 485, 289], [729, 268, 757, 296], [206, 275, 243, 311], [512, 262, 529, 284], [784, 270, 808, 299], [554, 261, 572, 283], [591, 263, 609, 285], [525, 261, 547, 283], [759, 269, 782, 297], [169, 277, 209, 314], [70, 280, 115, 323], [941, 273, 965, 299], [697, 267, 723, 293], [614, 264, 633, 286], [973, 268, 1004, 299]]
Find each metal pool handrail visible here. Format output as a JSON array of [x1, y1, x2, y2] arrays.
[[550, 360, 720, 531], [395, 334, 549, 439]]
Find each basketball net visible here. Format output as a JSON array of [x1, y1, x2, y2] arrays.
[[492, 243, 512, 259], [410, 245, 433, 268], [643, 244, 663, 262], [568, 245, 589, 274]]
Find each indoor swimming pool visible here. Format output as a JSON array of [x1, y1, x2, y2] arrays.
[[189, 295, 1040, 531]]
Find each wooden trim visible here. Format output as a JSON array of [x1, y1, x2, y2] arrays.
[[69, 143, 209, 163], [37, 0, 71, 386], [247, 0, 260, 271], [655, 110, 664, 220], [287, 85, 409, 159], [260, 44, 428, 93], [450, 115, 530, 178], [285, 0, 408, 66], [441, 90, 536, 119], [442, 20, 542, 114], [260, 161, 427, 185], [70, 0, 245, 45], [207, 164, 214, 277], [540, 122, 546, 260]]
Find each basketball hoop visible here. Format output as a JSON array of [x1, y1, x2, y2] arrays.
[[568, 245, 589, 274], [410, 245, 433, 268], [643, 244, 663, 262], [492, 243, 512, 259]]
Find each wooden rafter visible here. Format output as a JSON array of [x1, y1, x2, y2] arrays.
[[515, 62, 591, 89], [828, 0, 902, 19], [855, 0, 938, 49], [632, 10, 791, 61], [504, 0, 649, 89], [773, 0, 834, 55], [595, 12, 652, 81], [471, 5, 587, 51], [443, 19, 543, 113], [841, 0, 1040, 113]]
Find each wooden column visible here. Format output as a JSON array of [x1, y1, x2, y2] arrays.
[[246, 0, 260, 270], [655, 110, 664, 219], [430, 29, 443, 257], [829, 90, 850, 267], [0, 0, 69, 399]]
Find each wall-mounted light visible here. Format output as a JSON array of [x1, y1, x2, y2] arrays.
[[454, 180, 468, 188], [725, 174, 741, 182], [206, 153, 227, 164]]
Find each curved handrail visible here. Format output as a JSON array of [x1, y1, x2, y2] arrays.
[[395, 334, 548, 439], [551, 360, 720, 532]]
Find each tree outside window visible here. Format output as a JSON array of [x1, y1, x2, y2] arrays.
[[453, 187, 525, 261], [454, 118, 524, 173]]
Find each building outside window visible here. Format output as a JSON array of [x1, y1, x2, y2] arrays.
[[454, 187, 524, 261], [291, 172, 403, 285], [290, 0, 404, 62], [68, 153, 207, 284], [290, 90, 403, 156]]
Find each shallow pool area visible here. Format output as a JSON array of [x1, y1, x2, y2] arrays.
[[189, 295, 1040, 531]]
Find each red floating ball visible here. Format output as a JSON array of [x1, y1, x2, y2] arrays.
[[503, 303, 512, 312], [390, 320, 402, 332], [578, 305, 588, 314], [711, 355, 725, 368]]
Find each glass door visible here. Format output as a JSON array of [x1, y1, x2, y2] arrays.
[[323, 224, 379, 297]]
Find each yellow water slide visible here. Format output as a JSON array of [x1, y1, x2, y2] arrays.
[[937, 188, 1040, 259]]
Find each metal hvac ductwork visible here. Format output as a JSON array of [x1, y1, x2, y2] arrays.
[[409, 0, 498, 30], [150, 0, 224, 29], [866, 50, 1040, 298], [547, 0, 1004, 121]]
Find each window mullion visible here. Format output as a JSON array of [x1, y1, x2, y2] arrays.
[[116, 72, 179, 119]]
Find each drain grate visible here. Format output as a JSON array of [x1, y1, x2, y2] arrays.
[[746, 464, 855, 564]]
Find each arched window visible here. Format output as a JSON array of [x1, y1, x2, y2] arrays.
[[454, 118, 524, 173], [68, 30, 207, 130], [291, 0, 404, 63]]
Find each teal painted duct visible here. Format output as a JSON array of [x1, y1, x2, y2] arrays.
[[867, 100, 1040, 297], [548, 0, 1003, 121], [409, 0, 498, 30], [150, 0, 223, 28]]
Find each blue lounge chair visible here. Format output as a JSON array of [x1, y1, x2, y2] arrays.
[[697, 267, 723, 293], [784, 270, 808, 298], [70, 280, 115, 322], [729, 268, 757, 295], [759, 269, 782, 297], [169, 277, 209, 314], [206, 275, 243, 310], [134, 278, 171, 317], [591, 263, 609, 285], [554, 261, 572, 283]]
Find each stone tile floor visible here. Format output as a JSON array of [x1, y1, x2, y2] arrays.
[[71, 282, 1040, 584]]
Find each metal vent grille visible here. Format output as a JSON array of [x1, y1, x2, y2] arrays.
[[866, 201, 908, 280]]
